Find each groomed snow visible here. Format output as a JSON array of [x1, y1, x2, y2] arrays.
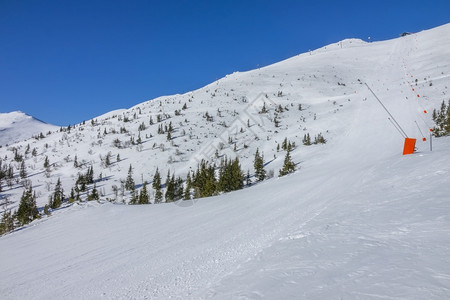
[[0, 137, 449, 299]]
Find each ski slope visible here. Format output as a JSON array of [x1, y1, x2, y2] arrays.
[[1, 138, 449, 299], [1, 23, 450, 299]]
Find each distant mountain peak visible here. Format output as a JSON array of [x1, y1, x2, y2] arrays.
[[0, 111, 57, 146]]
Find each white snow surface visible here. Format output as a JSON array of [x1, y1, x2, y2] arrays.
[[1, 23, 450, 299], [0, 111, 58, 146]]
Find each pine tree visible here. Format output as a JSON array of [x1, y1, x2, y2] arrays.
[[44, 156, 50, 169], [50, 178, 64, 209], [17, 187, 39, 225], [174, 176, 183, 201], [137, 133, 142, 144], [260, 102, 268, 114], [192, 160, 216, 197], [105, 152, 111, 167], [217, 157, 244, 193], [74, 155, 78, 168], [279, 148, 295, 177], [68, 187, 76, 203], [246, 170, 252, 187], [88, 184, 99, 201], [314, 133, 326, 144], [302, 133, 312, 146], [0, 210, 15, 234], [125, 164, 135, 191], [253, 148, 266, 182], [282, 137, 288, 150], [19, 160, 27, 178], [183, 172, 192, 200], [153, 168, 163, 203], [165, 172, 175, 203], [274, 115, 280, 127], [138, 181, 150, 204], [87, 166, 94, 184]]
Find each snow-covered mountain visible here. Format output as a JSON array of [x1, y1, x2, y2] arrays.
[[0, 111, 58, 146], [0, 23, 450, 298]]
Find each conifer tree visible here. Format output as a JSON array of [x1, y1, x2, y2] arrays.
[[260, 102, 268, 114], [105, 152, 111, 167], [183, 172, 192, 200], [88, 184, 99, 201], [87, 166, 94, 184], [19, 160, 27, 179], [282, 137, 288, 150], [153, 168, 162, 203], [174, 176, 184, 201], [125, 164, 135, 191], [314, 133, 326, 144], [50, 178, 64, 209], [137, 133, 142, 144], [230, 157, 244, 191], [302, 133, 312, 146], [165, 172, 175, 203], [68, 187, 76, 203], [254, 148, 266, 182], [217, 157, 244, 192], [279, 148, 295, 177], [246, 170, 252, 187], [274, 115, 280, 127], [17, 187, 39, 225], [44, 156, 50, 169], [138, 181, 150, 204], [0, 210, 15, 234]]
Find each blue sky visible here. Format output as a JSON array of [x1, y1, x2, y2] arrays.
[[1, 0, 449, 126]]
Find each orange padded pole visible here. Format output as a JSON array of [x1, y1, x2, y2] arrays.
[[403, 138, 416, 155]]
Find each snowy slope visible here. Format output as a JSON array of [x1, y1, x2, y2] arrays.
[[0, 138, 449, 299], [0, 111, 58, 146], [0, 23, 450, 299]]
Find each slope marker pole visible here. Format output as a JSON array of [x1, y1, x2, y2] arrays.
[[365, 83, 408, 138]]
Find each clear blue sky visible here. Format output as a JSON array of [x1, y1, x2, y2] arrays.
[[1, 0, 449, 126]]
